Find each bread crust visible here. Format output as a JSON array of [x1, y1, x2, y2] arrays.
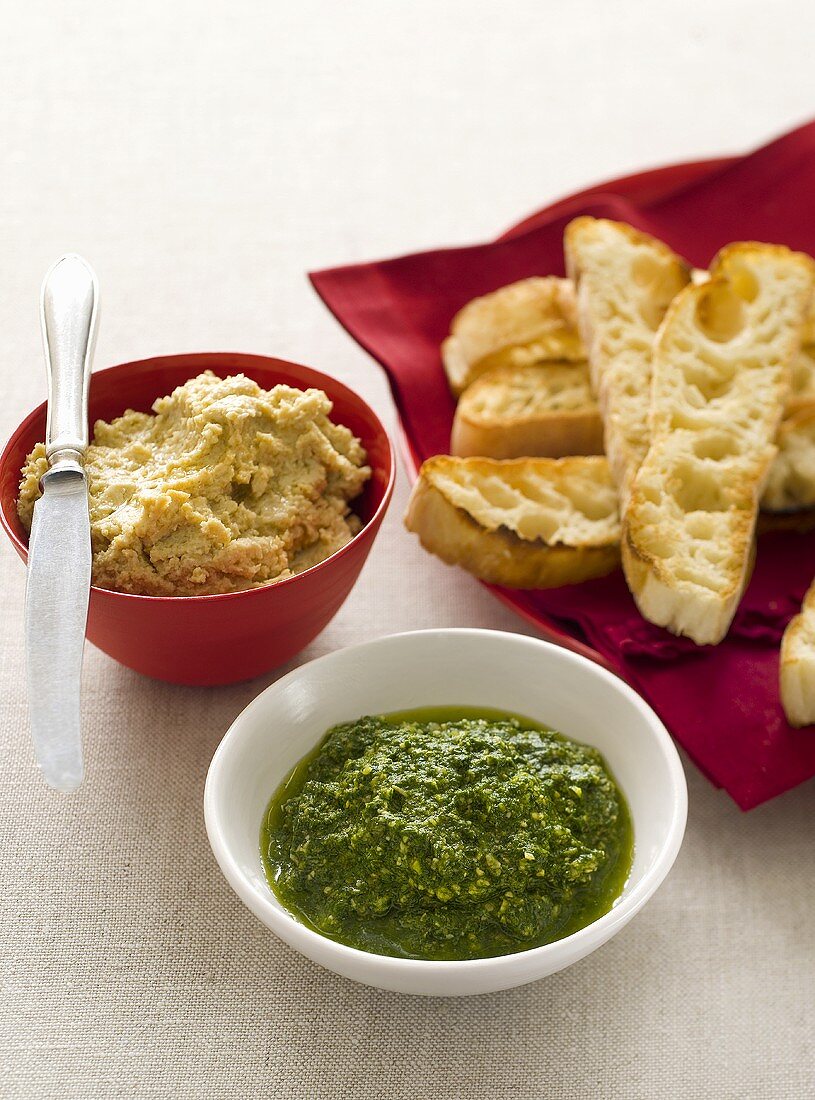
[[450, 361, 603, 459], [757, 508, 815, 535], [405, 479, 619, 588], [761, 404, 815, 512], [781, 586, 815, 726], [441, 277, 583, 397], [404, 455, 620, 589], [451, 406, 604, 459], [786, 345, 815, 416]]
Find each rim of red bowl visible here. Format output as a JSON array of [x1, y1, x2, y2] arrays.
[[0, 352, 396, 604]]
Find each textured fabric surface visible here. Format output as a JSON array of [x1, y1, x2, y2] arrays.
[[1, 3, 815, 1098]]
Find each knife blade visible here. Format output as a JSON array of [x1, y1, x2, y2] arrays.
[[24, 254, 99, 792]]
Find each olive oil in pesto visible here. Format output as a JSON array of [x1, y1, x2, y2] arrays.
[[261, 707, 633, 961]]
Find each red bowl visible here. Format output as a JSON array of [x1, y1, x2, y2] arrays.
[[0, 352, 395, 685]]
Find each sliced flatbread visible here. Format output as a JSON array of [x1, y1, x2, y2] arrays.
[[404, 455, 620, 588], [564, 217, 691, 500], [763, 405, 815, 512], [451, 355, 815, 497], [780, 583, 815, 726], [780, 310, 815, 726], [787, 343, 815, 415], [441, 277, 584, 397], [450, 360, 603, 459], [406, 450, 815, 592], [445, 269, 815, 468], [623, 242, 815, 645], [779, 300, 815, 726]]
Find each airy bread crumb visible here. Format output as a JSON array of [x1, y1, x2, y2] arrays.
[[404, 455, 620, 589], [450, 360, 603, 459], [564, 217, 691, 501], [781, 582, 815, 726], [441, 277, 583, 397], [624, 243, 815, 645]]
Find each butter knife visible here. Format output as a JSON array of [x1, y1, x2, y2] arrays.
[[25, 255, 99, 792]]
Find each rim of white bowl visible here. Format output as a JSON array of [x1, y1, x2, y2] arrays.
[[204, 628, 688, 974]]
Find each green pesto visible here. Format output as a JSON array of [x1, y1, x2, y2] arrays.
[[261, 707, 633, 961]]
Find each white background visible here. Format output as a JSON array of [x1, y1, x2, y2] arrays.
[[1, 3, 814, 1097]]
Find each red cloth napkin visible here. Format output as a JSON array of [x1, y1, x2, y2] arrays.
[[310, 120, 815, 809]]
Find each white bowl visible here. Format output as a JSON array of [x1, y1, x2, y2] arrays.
[[204, 629, 687, 996]]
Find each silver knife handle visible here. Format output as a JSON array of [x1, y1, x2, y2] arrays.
[[41, 254, 99, 468]]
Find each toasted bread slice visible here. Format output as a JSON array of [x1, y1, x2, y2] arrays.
[[450, 360, 604, 459], [441, 277, 584, 397], [787, 343, 815, 415], [624, 438, 775, 645], [407, 440, 815, 594], [759, 508, 815, 535], [781, 582, 815, 726], [449, 345, 815, 510], [404, 455, 620, 588], [623, 243, 815, 645], [564, 217, 691, 500], [762, 405, 815, 512], [686, 270, 815, 371], [803, 295, 815, 346]]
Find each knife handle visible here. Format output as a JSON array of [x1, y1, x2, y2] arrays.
[[41, 255, 99, 468]]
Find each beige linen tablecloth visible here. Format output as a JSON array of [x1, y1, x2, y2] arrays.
[[2, 3, 814, 1097]]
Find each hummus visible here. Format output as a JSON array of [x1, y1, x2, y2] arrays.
[[18, 371, 371, 596]]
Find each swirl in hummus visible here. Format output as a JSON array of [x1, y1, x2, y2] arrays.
[[17, 371, 371, 596]]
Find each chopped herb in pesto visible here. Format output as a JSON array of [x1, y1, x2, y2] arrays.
[[261, 708, 633, 961]]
